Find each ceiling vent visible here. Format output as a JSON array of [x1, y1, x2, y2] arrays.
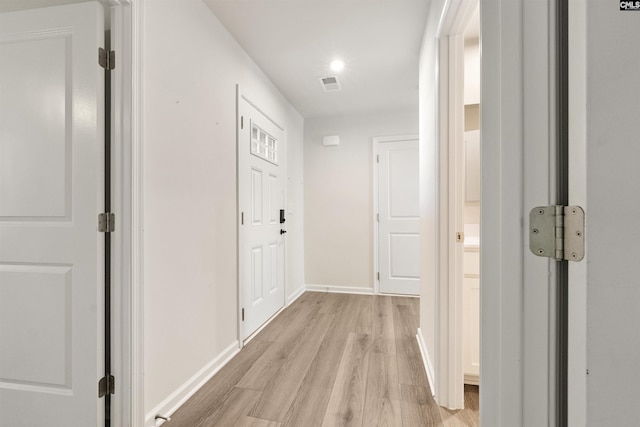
[[319, 76, 342, 92]]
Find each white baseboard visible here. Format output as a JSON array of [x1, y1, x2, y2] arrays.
[[145, 341, 240, 427], [287, 285, 306, 305], [416, 328, 436, 397], [305, 284, 375, 295], [464, 374, 479, 386]]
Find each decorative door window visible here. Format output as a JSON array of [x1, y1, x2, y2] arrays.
[[251, 123, 278, 164]]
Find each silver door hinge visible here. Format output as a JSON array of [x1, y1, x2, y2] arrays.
[[377, 272, 380, 281], [376, 213, 379, 222], [241, 116, 244, 129], [376, 154, 379, 163], [241, 212, 244, 225], [98, 213, 115, 233], [530, 206, 584, 261], [98, 48, 115, 70], [98, 374, 115, 398], [242, 308, 245, 321]]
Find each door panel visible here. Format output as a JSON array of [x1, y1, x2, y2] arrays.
[[378, 139, 420, 295], [0, 3, 104, 426], [239, 96, 285, 340], [577, 4, 640, 425]]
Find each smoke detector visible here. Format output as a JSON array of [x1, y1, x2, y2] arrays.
[[319, 76, 342, 92]]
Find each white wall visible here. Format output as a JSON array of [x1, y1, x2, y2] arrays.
[[304, 110, 418, 290], [142, 0, 303, 422], [463, 38, 480, 105]]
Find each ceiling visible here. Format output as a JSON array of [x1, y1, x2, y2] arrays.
[[204, 0, 431, 118]]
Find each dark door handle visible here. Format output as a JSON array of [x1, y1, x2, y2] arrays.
[[280, 229, 287, 235]]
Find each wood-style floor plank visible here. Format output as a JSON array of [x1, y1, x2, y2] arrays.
[[281, 294, 365, 426], [400, 384, 443, 426], [192, 387, 262, 427], [321, 333, 371, 427], [165, 292, 479, 427], [249, 313, 334, 422], [371, 295, 397, 355], [240, 416, 282, 427], [167, 339, 272, 426], [394, 303, 430, 387], [362, 352, 403, 427]]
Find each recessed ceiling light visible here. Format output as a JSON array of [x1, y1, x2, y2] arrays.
[[330, 59, 345, 72]]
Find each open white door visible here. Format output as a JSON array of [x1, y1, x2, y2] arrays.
[[0, 3, 105, 426], [568, 3, 640, 425], [376, 137, 420, 295], [238, 93, 286, 341]]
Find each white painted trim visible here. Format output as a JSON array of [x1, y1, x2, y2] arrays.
[[144, 342, 241, 427], [305, 284, 375, 295], [481, 0, 557, 424], [568, 0, 587, 425], [129, 0, 145, 425], [286, 286, 306, 305], [416, 328, 436, 397], [372, 134, 419, 296], [464, 375, 479, 386], [433, 0, 477, 411], [109, 2, 132, 426]]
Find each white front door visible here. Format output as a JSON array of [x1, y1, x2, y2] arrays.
[[377, 138, 420, 295], [0, 2, 105, 426], [238, 94, 286, 340]]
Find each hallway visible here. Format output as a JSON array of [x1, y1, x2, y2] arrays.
[[167, 292, 478, 426]]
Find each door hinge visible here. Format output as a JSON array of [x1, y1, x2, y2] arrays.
[[98, 213, 115, 233], [377, 272, 380, 281], [242, 308, 245, 321], [98, 374, 115, 398], [456, 232, 464, 242], [241, 116, 244, 130], [241, 212, 244, 225], [376, 213, 379, 222], [98, 48, 115, 70], [529, 205, 584, 261], [376, 154, 379, 163]]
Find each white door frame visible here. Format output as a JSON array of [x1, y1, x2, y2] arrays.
[[480, 0, 558, 425], [432, 0, 476, 410], [107, 0, 142, 425], [372, 135, 419, 295], [567, 1, 587, 424]]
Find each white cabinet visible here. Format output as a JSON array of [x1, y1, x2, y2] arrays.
[[463, 247, 480, 384]]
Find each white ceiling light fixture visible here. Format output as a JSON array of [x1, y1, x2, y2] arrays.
[[330, 59, 345, 72]]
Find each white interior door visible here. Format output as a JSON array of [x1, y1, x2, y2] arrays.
[[378, 138, 420, 295], [238, 95, 286, 340], [0, 3, 104, 426], [568, 3, 640, 425]]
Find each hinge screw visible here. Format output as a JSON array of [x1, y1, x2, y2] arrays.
[[571, 253, 577, 259], [576, 231, 582, 237], [538, 249, 545, 255], [571, 208, 577, 214], [532, 228, 539, 234], [537, 209, 545, 215]]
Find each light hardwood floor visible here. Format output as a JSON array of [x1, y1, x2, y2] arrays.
[[167, 292, 479, 427]]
